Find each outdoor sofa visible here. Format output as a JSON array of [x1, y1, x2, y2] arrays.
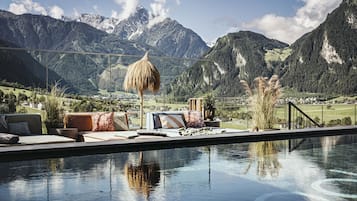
[[65, 112, 139, 142], [145, 110, 243, 136], [0, 113, 75, 145], [65, 110, 215, 142]]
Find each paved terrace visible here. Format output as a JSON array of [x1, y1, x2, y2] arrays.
[[0, 126, 356, 162]]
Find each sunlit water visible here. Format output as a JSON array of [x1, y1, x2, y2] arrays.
[[0, 134, 356, 201]]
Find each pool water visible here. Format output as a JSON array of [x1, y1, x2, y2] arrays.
[[0, 134, 356, 201]]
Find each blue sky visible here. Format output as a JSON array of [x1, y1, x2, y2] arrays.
[[0, 0, 342, 44]]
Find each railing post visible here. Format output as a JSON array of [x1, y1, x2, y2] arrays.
[[288, 101, 321, 129], [288, 102, 291, 130], [321, 104, 324, 126], [354, 103, 357, 125]]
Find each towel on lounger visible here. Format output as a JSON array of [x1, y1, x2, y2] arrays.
[[0, 133, 19, 144]]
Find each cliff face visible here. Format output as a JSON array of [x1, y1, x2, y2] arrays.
[[279, 0, 357, 94], [168, 31, 288, 99]]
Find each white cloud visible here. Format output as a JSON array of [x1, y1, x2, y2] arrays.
[[8, 0, 65, 20], [111, 10, 119, 18], [243, 0, 342, 44], [113, 0, 139, 21], [8, 0, 47, 15], [8, 3, 27, 15], [49, 5, 64, 19], [93, 5, 100, 14], [148, 0, 169, 28], [73, 8, 80, 18]]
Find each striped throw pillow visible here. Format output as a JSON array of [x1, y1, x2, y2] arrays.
[[113, 112, 129, 131], [159, 114, 186, 129]]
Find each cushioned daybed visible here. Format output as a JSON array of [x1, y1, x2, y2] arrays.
[[65, 112, 138, 142], [145, 110, 244, 136], [0, 113, 75, 145]]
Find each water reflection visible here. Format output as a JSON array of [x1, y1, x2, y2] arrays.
[[247, 141, 283, 178], [125, 153, 160, 199], [48, 158, 64, 173], [0, 135, 356, 201]]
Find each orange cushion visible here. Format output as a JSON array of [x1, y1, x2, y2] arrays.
[[66, 114, 93, 131], [91, 112, 115, 131]]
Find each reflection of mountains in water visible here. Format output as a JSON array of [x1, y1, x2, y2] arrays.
[[0, 146, 202, 184]]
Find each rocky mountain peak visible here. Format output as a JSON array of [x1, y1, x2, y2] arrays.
[[68, 6, 208, 58]]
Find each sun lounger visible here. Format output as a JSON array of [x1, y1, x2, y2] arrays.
[[18, 135, 75, 145]]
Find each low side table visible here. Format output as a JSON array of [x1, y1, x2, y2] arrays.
[[56, 128, 79, 141]]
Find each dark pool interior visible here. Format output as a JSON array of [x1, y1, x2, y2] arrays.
[[0, 134, 356, 201]]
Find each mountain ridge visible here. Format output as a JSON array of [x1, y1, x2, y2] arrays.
[[279, 0, 357, 94], [71, 7, 209, 59], [167, 31, 288, 100]]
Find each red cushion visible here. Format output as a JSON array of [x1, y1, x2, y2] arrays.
[[91, 112, 115, 131]]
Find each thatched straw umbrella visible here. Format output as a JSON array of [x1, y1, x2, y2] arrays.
[[123, 52, 160, 128]]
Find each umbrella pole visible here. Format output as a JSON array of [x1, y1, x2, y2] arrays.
[[140, 94, 144, 129]]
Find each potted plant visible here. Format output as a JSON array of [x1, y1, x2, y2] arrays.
[[44, 83, 65, 134], [204, 93, 216, 121], [240, 75, 282, 131]]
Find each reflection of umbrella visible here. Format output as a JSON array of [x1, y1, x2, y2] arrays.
[[123, 52, 160, 128], [125, 153, 160, 199]]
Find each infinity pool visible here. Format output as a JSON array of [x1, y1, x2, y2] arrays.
[[0, 134, 356, 201]]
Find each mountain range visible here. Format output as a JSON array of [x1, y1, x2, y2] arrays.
[[0, 39, 70, 90], [71, 7, 209, 59], [0, 0, 356, 97], [168, 0, 357, 99], [0, 7, 208, 94]]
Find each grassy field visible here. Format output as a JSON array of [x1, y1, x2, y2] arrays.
[[0, 86, 37, 97], [280, 104, 356, 122], [220, 104, 357, 130]]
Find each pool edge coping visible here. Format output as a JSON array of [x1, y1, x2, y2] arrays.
[[0, 126, 356, 162]]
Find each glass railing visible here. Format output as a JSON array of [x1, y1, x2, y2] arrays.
[[0, 47, 356, 131]]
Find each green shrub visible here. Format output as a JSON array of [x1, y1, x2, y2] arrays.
[[341, 117, 352, 125]]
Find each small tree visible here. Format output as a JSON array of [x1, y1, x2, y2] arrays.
[[240, 75, 282, 130]]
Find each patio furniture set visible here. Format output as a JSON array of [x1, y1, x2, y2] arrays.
[[0, 111, 237, 146]]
